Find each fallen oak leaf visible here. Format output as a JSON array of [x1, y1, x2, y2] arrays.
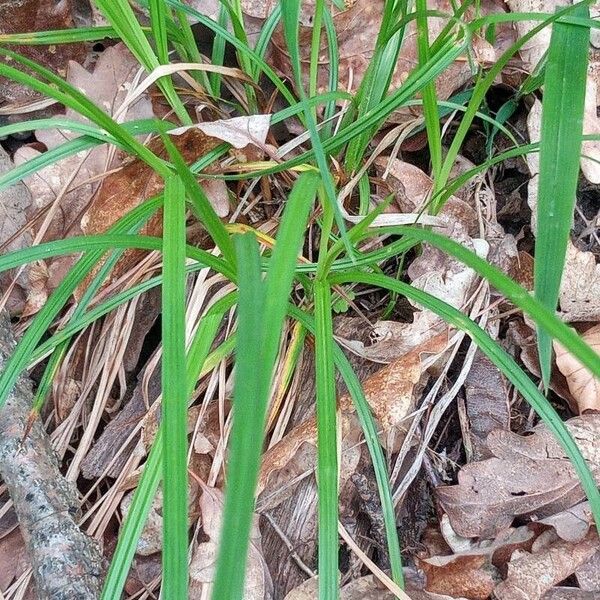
[[78, 128, 229, 298], [189, 482, 273, 600], [418, 525, 535, 599], [374, 157, 479, 236], [171, 114, 272, 149], [554, 324, 600, 414], [437, 415, 600, 539], [257, 333, 448, 510], [494, 530, 600, 600], [538, 501, 594, 543]]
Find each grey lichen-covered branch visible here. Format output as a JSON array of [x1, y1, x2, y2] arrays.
[[0, 310, 103, 599]]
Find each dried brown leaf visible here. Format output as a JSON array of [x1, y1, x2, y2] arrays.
[[494, 531, 600, 600], [419, 554, 500, 599], [189, 484, 273, 599], [78, 128, 228, 297], [0, 146, 35, 316], [554, 325, 600, 414], [538, 502, 594, 543], [463, 352, 511, 460], [437, 415, 600, 538], [269, 0, 493, 112], [374, 157, 479, 236], [0, 0, 87, 103], [257, 334, 447, 510], [0, 527, 28, 591], [575, 548, 600, 592]]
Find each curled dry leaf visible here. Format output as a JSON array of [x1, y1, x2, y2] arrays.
[[257, 334, 448, 510], [336, 205, 486, 365], [172, 114, 272, 149], [437, 415, 600, 539], [494, 530, 600, 600], [554, 324, 600, 414], [189, 483, 273, 600]]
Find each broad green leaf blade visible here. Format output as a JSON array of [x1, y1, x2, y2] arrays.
[[535, 4, 590, 386], [161, 176, 189, 598]]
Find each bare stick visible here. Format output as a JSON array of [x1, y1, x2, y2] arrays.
[[0, 310, 103, 599]]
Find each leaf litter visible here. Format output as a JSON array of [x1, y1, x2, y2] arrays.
[[2, 0, 600, 598]]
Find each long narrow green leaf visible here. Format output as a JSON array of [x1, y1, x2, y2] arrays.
[[314, 280, 339, 599], [394, 226, 600, 381], [159, 131, 235, 266], [0, 49, 169, 175], [161, 175, 189, 597], [212, 233, 265, 600], [0, 201, 163, 412], [288, 307, 404, 587], [0, 233, 233, 280], [101, 294, 236, 599], [212, 172, 319, 599], [535, 4, 590, 386]]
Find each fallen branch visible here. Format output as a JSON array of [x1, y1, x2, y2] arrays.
[[0, 310, 103, 599]]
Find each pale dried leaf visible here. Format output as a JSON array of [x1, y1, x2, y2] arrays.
[[527, 99, 600, 321], [559, 242, 600, 322], [120, 488, 164, 556], [575, 549, 600, 591], [0, 146, 34, 315], [257, 334, 447, 510], [189, 484, 273, 599], [437, 415, 600, 538], [554, 325, 600, 414], [538, 502, 594, 543], [172, 114, 272, 149], [494, 532, 600, 600], [374, 157, 479, 235]]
